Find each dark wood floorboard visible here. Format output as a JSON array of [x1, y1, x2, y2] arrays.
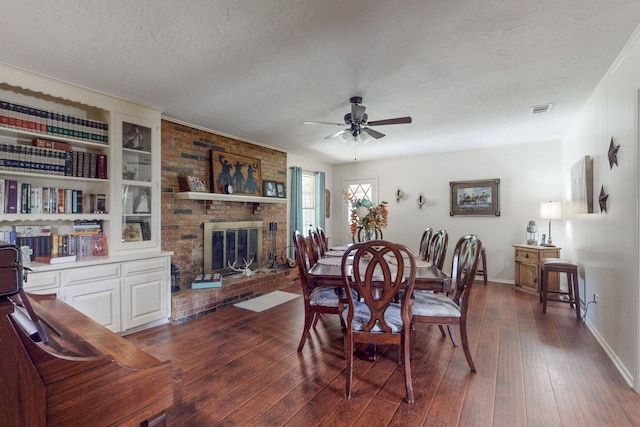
[[125, 282, 640, 426]]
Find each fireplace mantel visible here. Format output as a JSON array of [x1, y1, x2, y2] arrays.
[[175, 192, 287, 204]]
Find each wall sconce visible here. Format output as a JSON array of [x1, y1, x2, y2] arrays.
[[395, 188, 404, 202], [417, 193, 425, 209]]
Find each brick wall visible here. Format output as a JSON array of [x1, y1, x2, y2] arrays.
[[161, 119, 289, 289]]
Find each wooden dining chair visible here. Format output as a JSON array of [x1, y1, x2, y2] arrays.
[[427, 229, 448, 269], [341, 240, 417, 403], [418, 227, 433, 260], [353, 226, 383, 243], [420, 229, 450, 340], [410, 234, 482, 372], [293, 230, 345, 352], [307, 229, 324, 263], [316, 226, 329, 253]]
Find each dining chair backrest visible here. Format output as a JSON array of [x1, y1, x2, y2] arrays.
[[293, 230, 313, 291], [354, 226, 384, 243], [427, 229, 448, 270], [308, 229, 323, 262], [316, 226, 328, 253], [341, 240, 416, 333], [418, 227, 433, 260], [340, 239, 416, 403], [449, 234, 482, 308]]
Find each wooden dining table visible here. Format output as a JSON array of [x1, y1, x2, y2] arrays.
[[307, 248, 450, 292]]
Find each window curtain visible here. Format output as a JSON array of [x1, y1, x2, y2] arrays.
[[314, 171, 326, 231], [290, 166, 303, 258]]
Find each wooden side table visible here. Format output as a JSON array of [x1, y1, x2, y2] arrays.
[[513, 244, 561, 294]]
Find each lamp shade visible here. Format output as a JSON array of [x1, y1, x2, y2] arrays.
[[540, 201, 562, 220]]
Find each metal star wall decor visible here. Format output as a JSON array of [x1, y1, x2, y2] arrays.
[[599, 184, 609, 213], [608, 136, 620, 169]]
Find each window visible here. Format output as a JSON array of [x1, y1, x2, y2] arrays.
[[343, 177, 378, 242], [302, 172, 315, 237]]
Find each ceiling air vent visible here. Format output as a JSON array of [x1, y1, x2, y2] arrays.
[[531, 104, 553, 114]]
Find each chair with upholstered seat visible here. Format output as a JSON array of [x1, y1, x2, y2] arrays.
[[410, 234, 482, 372], [293, 230, 345, 352], [341, 240, 417, 403]]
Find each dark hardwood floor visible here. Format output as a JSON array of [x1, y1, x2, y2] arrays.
[[125, 282, 640, 426]]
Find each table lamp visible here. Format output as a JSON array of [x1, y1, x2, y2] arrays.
[[540, 201, 562, 247]]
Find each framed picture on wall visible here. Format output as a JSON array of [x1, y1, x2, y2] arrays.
[[209, 150, 262, 196], [276, 182, 285, 198], [450, 179, 500, 216], [263, 180, 277, 197]]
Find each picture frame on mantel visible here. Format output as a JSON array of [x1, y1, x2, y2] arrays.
[[263, 180, 278, 197], [450, 178, 500, 216], [209, 150, 263, 196]]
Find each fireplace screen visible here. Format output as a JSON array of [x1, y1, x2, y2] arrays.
[[204, 221, 263, 274]]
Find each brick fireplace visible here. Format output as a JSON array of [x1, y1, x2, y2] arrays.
[[160, 118, 294, 322]]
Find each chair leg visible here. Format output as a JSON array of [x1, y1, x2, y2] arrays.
[[541, 270, 548, 314], [438, 324, 447, 337], [402, 334, 414, 403], [345, 333, 354, 399], [297, 309, 313, 352], [459, 322, 476, 372], [447, 325, 458, 347], [312, 313, 320, 328], [571, 272, 581, 319]]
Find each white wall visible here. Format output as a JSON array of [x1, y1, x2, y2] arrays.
[[331, 141, 562, 281], [563, 28, 640, 390]]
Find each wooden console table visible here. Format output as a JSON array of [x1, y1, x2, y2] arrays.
[[513, 244, 561, 294]]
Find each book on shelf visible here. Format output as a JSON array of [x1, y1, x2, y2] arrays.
[[34, 254, 76, 265], [6, 179, 18, 214], [32, 138, 73, 152]]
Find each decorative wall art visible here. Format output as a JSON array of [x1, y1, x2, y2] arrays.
[[276, 182, 286, 198], [449, 179, 500, 216], [599, 185, 609, 213], [209, 150, 262, 195], [608, 137, 620, 169], [570, 155, 594, 214]]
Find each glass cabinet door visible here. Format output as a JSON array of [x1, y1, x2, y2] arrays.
[[117, 114, 158, 250]]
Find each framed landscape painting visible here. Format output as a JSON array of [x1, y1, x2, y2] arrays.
[[450, 179, 500, 216]]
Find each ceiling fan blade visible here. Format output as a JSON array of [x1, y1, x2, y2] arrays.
[[303, 120, 345, 126], [324, 129, 349, 139], [351, 104, 366, 123], [367, 116, 412, 126], [362, 127, 385, 139]]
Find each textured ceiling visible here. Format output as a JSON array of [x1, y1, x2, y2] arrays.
[[1, 1, 640, 164]]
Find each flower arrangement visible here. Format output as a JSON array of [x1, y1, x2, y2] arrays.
[[343, 191, 388, 237]]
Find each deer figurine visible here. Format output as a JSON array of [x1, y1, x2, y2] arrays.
[[228, 257, 255, 277]]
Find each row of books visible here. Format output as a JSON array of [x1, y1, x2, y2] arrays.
[[2, 222, 104, 263], [0, 99, 108, 143], [0, 140, 108, 179], [0, 179, 107, 214]]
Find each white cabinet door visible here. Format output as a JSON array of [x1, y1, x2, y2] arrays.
[[123, 270, 168, 330], [65, 279, 121, 332]]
